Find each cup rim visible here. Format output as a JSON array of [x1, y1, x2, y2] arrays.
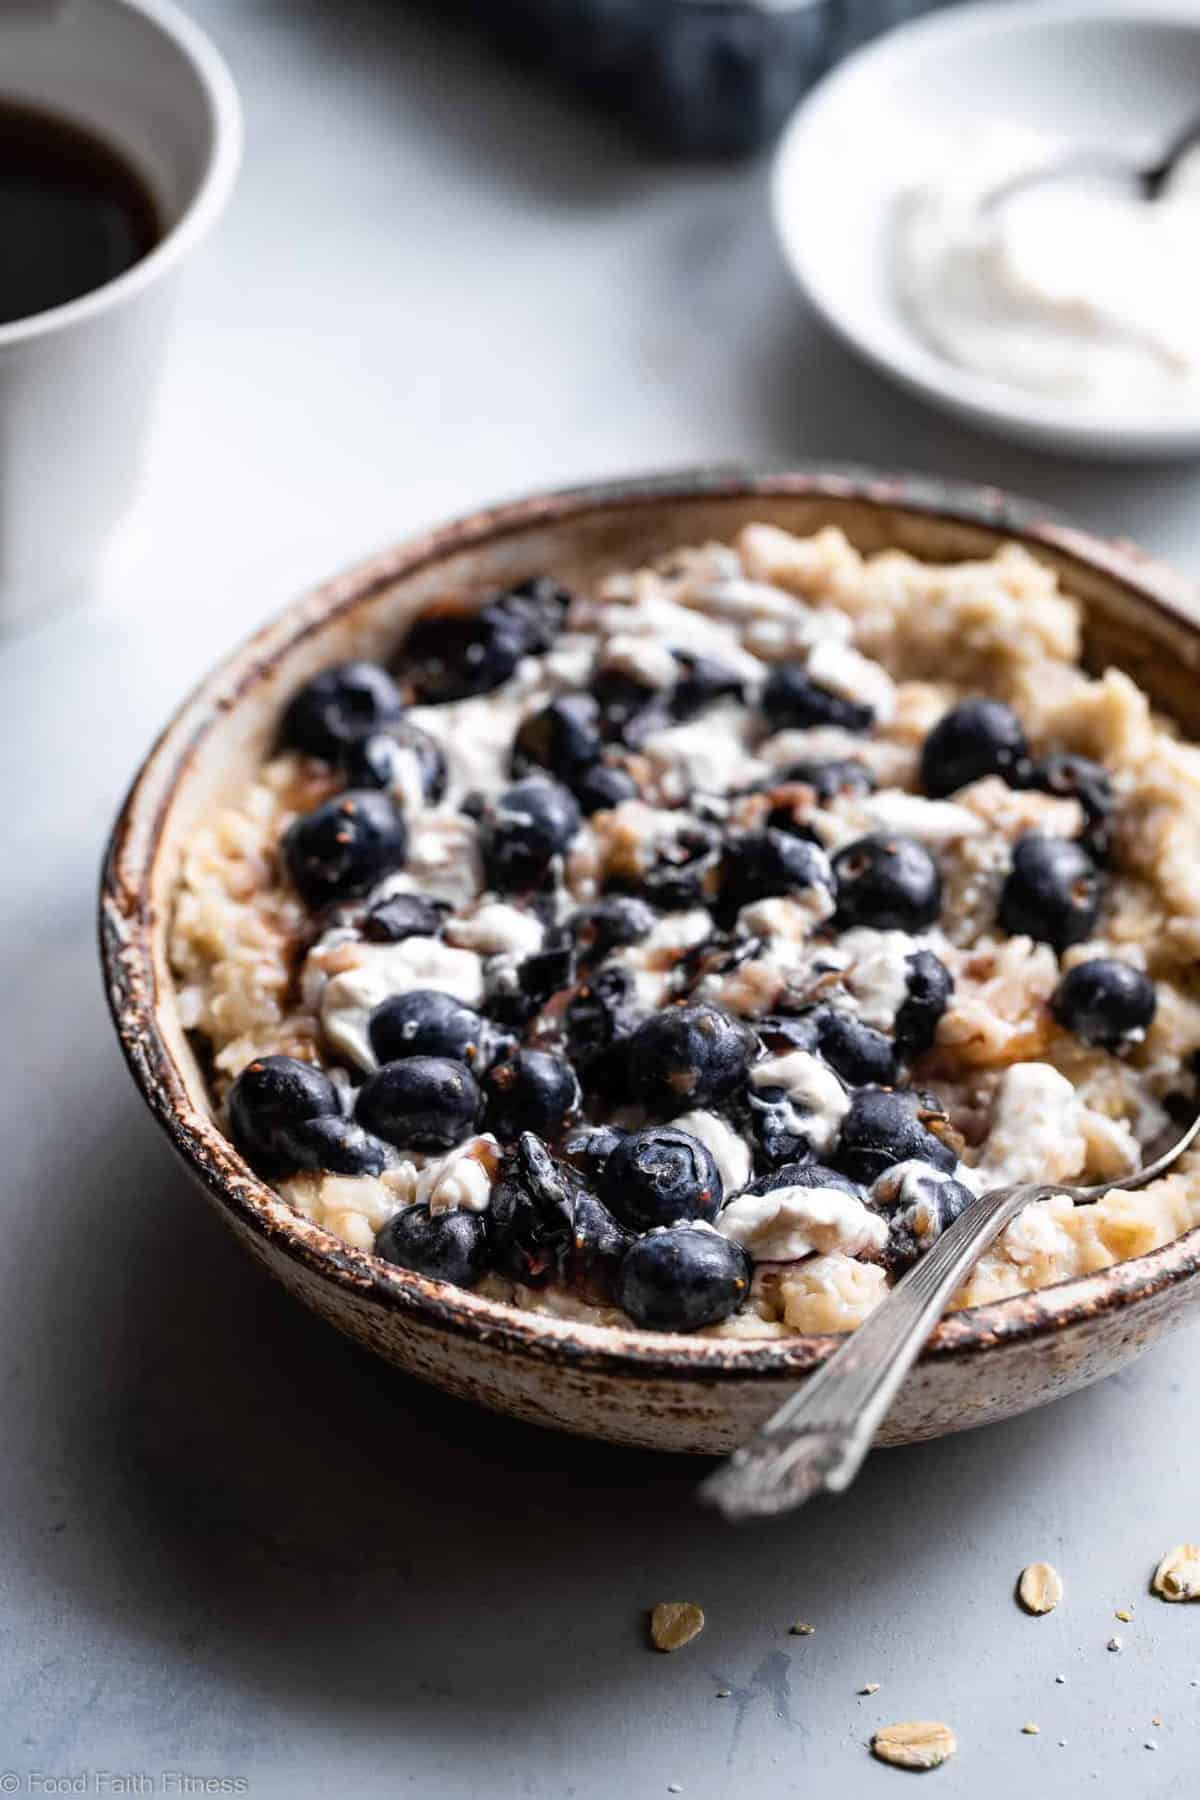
[[0, 0, 242, 350]]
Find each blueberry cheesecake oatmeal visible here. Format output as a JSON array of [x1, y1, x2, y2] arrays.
[[170, 524, 1200, 1338]]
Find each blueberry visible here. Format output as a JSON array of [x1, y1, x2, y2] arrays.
[[670, 652, 745, 719], [779, 758, 876, 803], [485, 937, 577, 1029], [403, 607, 525, 703], [487, 1132, 590, 1282], [565, 964, 643, 1090], [893, 950, 954, 1061], [361, 892, 449, 944], [835, 1087, 957, 1185], [743, 1091, 819, 1172], [571, 761, 640, 815], [1023, 752, 1114, 855], [281, 660, 404, 761], [511, 695, 603, 780], [875, 1167, 975, 1272], [1051, 958, 1156, 1048], [369, 990, 484, 1066], [568, 1189, 636, 1305], [356, 1056, 481, 1150], [479, 777, 581, 890], [483, 1050, 582, 1142], [403, 580, 568, 705], [507, 574, 574, 631], [738, 1160, 867, 1202], [283, 790, 408, 909], [833, 834, 942, 932], [628, 1004, 755, 1115], [601, 1125, 723, 1232], [998, 834, 1102, 952], [592, 669, 670, 747], [718, 829, 835, 924], [561, 1123, 629, 1187], [739, 1047, 852, 1172], [813, 1009, 898, 1087], [571, 895, 658, 964], [288, 1115, 391, 1177], [374, 1205, 491, 1288], [488, 1132, 577, 1284], [617, 1225, 751, 1332], [920, 698, 1029, 797], [755, 1013, 824, 1055], [609, 820, 722, 911], [490, 1133, 634, 1302], [343, 722, 446, 804], [227, 1054, 341, 1177], [762, 666, 874, 734]]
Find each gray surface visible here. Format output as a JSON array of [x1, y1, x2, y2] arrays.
[[2, 3, 1199, 1793]]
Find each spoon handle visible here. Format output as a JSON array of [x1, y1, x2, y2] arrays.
[[699, 1179, 1052, 1522]]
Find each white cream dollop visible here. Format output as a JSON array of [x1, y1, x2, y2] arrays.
[[717, 1183, 888, 1263], [896, 128, 1200, 411], [317, 937, 485, 1071], [748, 1049, 850, 1155], [973, 1061, 1086, 1188], [672, 1109, 753, 1197]]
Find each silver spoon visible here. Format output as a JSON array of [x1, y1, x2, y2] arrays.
[[983, 108, 1200, 211], [700, 1110, 1200, 1523]]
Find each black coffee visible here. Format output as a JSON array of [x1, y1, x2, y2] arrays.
[[0, 100, 160, 327]]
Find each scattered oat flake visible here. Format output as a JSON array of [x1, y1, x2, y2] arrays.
[[859, 1683, 881, 1696], [1055, 1675, 1067, 1685], [1107, 1636, 1123, 1652], [789, 1620, 815, 1636], [1022, 1723, 1040, 1736], [668, 1785, 683, 1794], [871, 1722, 957, 1772], [1146, 1742, 1158, 1752], [1115, 1609, 1133, 1623], [716, 1688, 732, 1700], [649, 1603, 705, 1652], [1018, 1562, 1064, 1615], [1153, 1544, 1200, 1602], [1152, 1715, 1163, 1727]]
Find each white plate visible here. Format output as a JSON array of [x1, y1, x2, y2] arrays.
[[770, 0, 1200, 459]]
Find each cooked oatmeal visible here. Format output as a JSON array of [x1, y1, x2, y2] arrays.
[[170, 524, 1200, 1336]]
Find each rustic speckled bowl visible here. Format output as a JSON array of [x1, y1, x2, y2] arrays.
[[100, 468, 1200, 1454]]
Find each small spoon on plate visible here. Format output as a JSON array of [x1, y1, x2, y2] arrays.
[[700, 1108, 1200, 1522], [982, 106, 1200, 210]]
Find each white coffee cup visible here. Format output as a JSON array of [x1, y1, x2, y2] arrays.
[[0, 0, 241, 630]]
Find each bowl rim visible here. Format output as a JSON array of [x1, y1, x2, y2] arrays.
[[769, 0, 1200, 455], [99, 464, 1200, 1383]]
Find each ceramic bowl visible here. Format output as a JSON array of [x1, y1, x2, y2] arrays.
[[770, 1, 1200, 459], [100, 468, 1200, 1454]]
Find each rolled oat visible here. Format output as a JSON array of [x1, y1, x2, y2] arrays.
[[1018, 1562, 1064, 1615], [1152, 1544, 1200, 1601], [871, 1722, 957, 1771], [649, 1602, 705, 1652]]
